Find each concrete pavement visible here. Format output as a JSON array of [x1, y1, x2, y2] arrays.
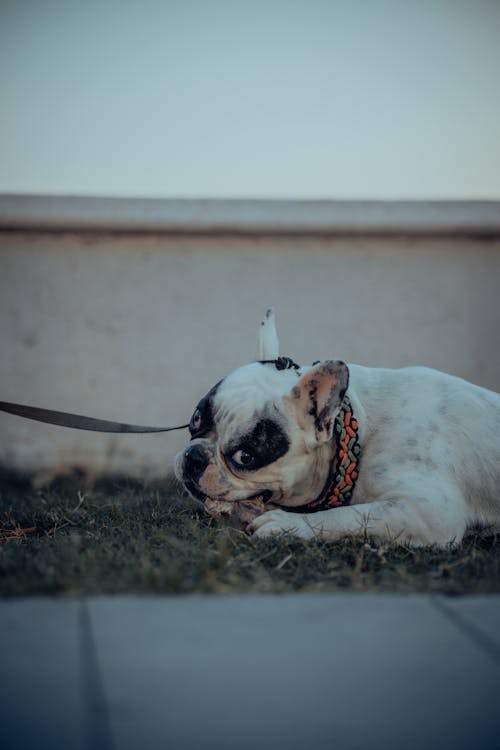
[[1, 594, 500, 750]]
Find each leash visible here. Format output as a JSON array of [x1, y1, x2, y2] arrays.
[[0, 356, 361, 512], [0, 362, 301, 435], [0, 401, 189, 433], [0, 359, 300, 434]]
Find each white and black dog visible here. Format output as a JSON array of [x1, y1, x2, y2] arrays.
[[176, 309, 500, 546]]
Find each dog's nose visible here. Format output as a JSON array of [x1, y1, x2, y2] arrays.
[[183, 443, 209, 481]]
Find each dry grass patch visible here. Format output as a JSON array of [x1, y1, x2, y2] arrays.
[[1, 474, 499, 595]]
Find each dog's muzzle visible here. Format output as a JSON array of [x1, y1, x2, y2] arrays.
[[178, 442, 216, 502], [182, 443, 210, 483]]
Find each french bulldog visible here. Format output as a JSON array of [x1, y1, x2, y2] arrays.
[[175, 309, 500, 546]]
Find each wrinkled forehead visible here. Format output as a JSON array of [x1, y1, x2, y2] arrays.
[[189, 362, 300, 440], [214, 362, 299, 422], [214, 362, 297, 411]]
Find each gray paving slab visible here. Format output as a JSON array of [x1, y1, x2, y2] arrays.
[[0, 598, 85, 750], [436, 594, 500, 653], [89, 594, 500, 750]]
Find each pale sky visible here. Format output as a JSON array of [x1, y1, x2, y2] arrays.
[[1, 0, 499, 199]]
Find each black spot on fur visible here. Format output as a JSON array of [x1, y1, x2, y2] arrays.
[[226, 418, 290, 471], [189, 380, 223, 439], [438, 402, 449, 417]]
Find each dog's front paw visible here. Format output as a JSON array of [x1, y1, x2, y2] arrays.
[[249, 509, 314, 539]]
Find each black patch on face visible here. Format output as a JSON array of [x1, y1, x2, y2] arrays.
[[183, 443, 210, 483], [226, 418, 290, 472], [189, 380, 223, 439]]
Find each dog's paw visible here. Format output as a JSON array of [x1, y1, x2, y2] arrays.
[[249, 509, 315, 539]]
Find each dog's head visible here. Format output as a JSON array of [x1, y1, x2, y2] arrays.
[[174, 310, 349, 510]]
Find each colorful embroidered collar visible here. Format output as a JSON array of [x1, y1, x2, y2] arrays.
[[287, 395, 362, 514]]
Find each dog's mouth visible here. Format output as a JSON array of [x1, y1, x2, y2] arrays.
[[184, 479, 272, 506], [243, 489, 273, 504]]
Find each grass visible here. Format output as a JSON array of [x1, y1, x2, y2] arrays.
[[1, 474, 500, 596]]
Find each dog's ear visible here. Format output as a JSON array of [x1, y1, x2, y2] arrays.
[[284, 361, 349, 442], [255, 308, 279, 360]]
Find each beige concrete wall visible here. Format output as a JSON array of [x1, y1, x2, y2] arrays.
[[1, 198, 499, 477]]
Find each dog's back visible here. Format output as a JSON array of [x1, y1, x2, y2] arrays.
[[349, 365, 500, 529]]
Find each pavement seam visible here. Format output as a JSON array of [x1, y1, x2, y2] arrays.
[[79, 600, 115, 750], [431, 596, 500, 664]]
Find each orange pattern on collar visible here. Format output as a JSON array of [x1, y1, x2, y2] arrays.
[[288, 396, 362, 514]]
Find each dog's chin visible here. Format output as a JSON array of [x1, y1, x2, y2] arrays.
[[204, 490, 274, 522], [182, 477, 233, 505], [182, 479, 276, 523], [183, 478, 273, 506]]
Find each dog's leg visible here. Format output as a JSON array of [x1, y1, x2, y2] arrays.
[[250, 477, 468, 547]]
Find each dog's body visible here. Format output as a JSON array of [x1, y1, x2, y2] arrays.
[[176, 311, 500, 547]]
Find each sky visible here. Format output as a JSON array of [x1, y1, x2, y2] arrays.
[[0, 0, 499, 199]]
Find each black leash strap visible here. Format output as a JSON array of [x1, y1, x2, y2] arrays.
[[1, 357, 303, 435], [0, 401, 189, 434]]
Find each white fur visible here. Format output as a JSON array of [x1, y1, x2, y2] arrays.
[[178, 310, 500, 547], [251, 364, 500, 546]]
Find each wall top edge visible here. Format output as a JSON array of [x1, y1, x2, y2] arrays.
[[1, 195, 499, 236]]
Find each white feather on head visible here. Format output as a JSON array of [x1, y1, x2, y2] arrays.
[[255, 308, 280, 360]]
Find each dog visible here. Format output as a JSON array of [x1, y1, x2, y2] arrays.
[[175, 309, 500, 546]]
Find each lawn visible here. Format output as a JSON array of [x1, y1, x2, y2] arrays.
[[1, 474, 499, 595]]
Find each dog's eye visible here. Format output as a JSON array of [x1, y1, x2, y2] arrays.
[[231, 449, 255, 468], [192, 409, 202, 429]]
